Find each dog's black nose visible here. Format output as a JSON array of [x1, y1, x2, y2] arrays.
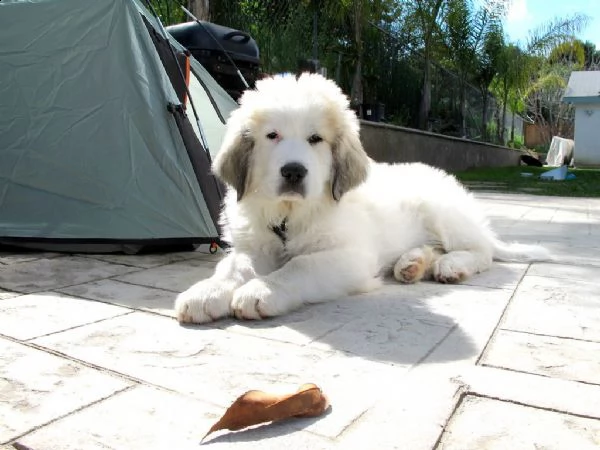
[[280, 162, 307, 184]]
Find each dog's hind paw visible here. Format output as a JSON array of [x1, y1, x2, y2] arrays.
[[393, 246, 438, 284], [432, 256, 467, 284]]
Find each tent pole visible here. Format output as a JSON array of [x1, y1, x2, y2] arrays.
[[143, 0, 212, 161]]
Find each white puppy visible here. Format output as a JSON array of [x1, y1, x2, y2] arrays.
[[175, 73, 550, 324]]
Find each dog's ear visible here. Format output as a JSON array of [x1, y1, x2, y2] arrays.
[[212, 119, 253, 201], [331, 124, 369, 201]]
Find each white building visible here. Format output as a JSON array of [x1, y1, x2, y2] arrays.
[[562, 71, 600, 166]]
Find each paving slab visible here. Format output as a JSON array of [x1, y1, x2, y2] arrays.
[[0, 257, 139, 294], [458, 262, 528, 289], [338, 372, 462, 450], [58, 279, 176, 317], [437, 395, 600, 450], [500, 274, 600, 341], [222, 282, 455, 348], [31, 311, 403, 438], [0, 339, 130, 444], [114, 258, 218, 292], [2, 192, 599, 449], [527, 262, 600, 282], [460, 365, 600, 419], [15, 386, 334, 450], [541, 242, 600, 266], [482, 329, 600, 385], [0, 292, 131, 340]]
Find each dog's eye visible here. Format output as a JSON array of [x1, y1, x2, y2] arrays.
[[266, 131, 279, 140], [308, 134, 323, 145]]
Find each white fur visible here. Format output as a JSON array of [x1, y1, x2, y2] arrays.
[[175, 73, 552, 323]]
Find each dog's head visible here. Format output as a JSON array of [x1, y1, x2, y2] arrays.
[[213, 73, 369, 202]]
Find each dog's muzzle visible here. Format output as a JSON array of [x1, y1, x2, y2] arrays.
[[279, 162, 307, 196]]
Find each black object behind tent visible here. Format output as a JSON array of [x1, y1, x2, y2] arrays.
[[0, 0, 239, 253], [167, 21, 260, 101]]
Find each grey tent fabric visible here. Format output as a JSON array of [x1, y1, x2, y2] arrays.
[[0, 0, 238, 252]]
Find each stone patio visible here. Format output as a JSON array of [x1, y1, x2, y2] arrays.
[[1, 192, 599, 449]]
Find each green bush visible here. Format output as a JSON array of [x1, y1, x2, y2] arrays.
[[507, 135, 524, 149]]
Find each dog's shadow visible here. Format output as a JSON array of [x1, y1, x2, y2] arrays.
[[217, 279, 495, 366]]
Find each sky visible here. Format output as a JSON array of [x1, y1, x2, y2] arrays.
[[500, 0, 600, 48]]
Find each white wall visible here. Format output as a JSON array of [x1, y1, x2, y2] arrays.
[[574, 103, 600, 165]]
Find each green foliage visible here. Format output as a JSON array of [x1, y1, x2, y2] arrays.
[[454, 166, 600, 198], [526, 14, 590, 56], [147, 0, 186, 25], [583, 41, 600, 69], [507, 135, 524, 149], [549, 40, 585, 68]]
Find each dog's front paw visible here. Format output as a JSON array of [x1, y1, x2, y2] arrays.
[[231, 279, 287, 320], [175, 280, 233, 324]]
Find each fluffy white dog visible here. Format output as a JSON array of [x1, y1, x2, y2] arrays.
[[175, 73, 550, 324]]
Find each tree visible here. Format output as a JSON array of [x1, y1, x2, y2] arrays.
[[189, 0, 211, 21], [487, 13, 588, 145], [411, 0, 446, 130], [582, 41, 600, 70], [491, 44, 531, 143], [443, 0, 502, 138], [524, 63, 575, 142], [147, 0, 187, 25], [526, 14, 589, 56], [549, 39, 585, 68], [473, 22, 504, 141]]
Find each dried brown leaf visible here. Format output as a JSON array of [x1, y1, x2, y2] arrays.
[[202, 383, 328, 441]]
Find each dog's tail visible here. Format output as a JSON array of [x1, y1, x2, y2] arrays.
[[492, 239, 553, 263]]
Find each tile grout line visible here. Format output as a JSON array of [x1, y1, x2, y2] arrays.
[[22, 311, 137, 341], [498, 327, 600, 344], [0, 252, 218, 295], [479, 363, 600, 388], [51, 287, 179, 319], [2, 384, 136, 446], [0, 332, 145, 385], [466, 391, 600, 421], [107, 278, 180, 293], [474, 263, 532, 366], [431, 389, 469, 450], [0, 333, 227, 410]]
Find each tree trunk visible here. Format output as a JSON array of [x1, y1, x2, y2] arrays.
[[459, 80, 466, 137], [495, 102, 502, 143], [500, 79, 508, 144], [418, 56, 431, 129], [350, 0, 363, 117], [510, 107, 516, 143], [481, 90, 488, 141], [417, 0, 444, 130], [189, 0, 210, 21]]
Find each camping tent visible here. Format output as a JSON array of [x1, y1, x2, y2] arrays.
[[0, 0, 237, 253]]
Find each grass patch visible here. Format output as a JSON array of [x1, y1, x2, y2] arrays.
[[453, 166, 600, 197]]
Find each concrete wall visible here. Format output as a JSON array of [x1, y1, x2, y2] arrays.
[[360, 121, 524, 172], [574, 104, 600, 166]]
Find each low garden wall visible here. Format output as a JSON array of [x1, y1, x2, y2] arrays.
[[360, 121, 524, 172]]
